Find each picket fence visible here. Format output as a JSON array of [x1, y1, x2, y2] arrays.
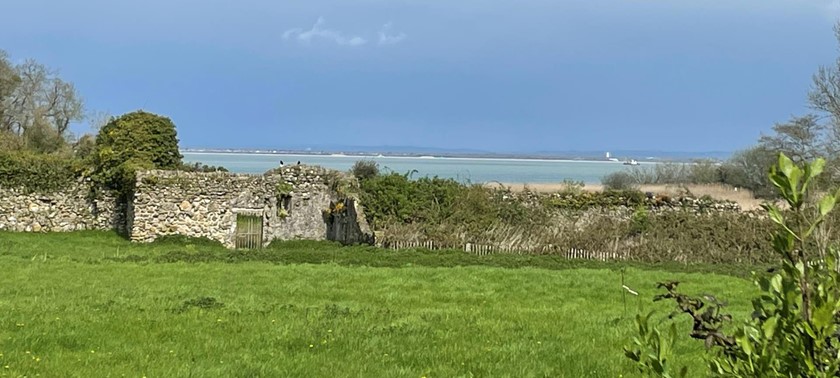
[[381, 240, 624, 261]]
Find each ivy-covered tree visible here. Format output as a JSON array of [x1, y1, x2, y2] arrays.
[[92, 110, 182, 192]]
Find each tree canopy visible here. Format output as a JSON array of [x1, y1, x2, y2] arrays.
[[0, 49, 85, 154]]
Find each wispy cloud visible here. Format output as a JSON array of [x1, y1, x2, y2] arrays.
[[283, 18, 407, 48], [378, 22, 407, 45], [283, 17, 367, 47]]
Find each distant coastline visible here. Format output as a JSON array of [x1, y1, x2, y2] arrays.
[[182, 150, 657, 165], [181, 148, 729, 163]]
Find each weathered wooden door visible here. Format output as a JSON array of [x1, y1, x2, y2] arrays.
[[235, 214, 263, 249]]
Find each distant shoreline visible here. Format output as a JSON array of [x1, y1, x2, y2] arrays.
[[181, 150, 659, 165], [180, 149, 705, 164]]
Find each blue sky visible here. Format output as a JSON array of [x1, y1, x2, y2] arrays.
[[2, 0, 839, 153]]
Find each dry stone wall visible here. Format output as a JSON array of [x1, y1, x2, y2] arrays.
[[0, 181, 123, 233], [131, 166, 374, 247]]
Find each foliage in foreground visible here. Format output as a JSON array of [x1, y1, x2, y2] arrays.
[[626, 154, 840, 377]]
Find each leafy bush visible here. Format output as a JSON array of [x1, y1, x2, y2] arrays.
[[628, 206, 650, 236], [351, 160, 379, 181], [626, 154, 840, 376], [602, 171, 638, 190], [0, 151, 78, 192], [91, 111, 182, 194], [359, 172, 464, 228]]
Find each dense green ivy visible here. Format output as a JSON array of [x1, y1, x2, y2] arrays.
[[0, 151, 80, 193], [91, 111, 182, 196]]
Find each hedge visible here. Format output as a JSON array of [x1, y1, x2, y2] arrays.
[[0, 152, 79, 193]]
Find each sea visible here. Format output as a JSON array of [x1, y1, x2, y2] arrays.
[[182, 152, 654, 184]]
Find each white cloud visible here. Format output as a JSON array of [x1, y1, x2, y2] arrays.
[[283, 17, 368, 47], [378, 22, 407, 45]]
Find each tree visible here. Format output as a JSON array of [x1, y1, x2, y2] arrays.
[[73, 134, 96, 161], [92, 111, 183, 191], [719, 145, 778, 198], [86, 110, 112, 133], [808, 26, 840, 124], [22, 108, 67, 154], [0, 51, 84, 145], [0, 51, 20, 128], [758, 114, 828, 164]]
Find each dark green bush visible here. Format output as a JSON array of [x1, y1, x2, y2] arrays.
[[359, 172, 464, 227], [0, 151, 78, 192], [91, 111, 182, 194]]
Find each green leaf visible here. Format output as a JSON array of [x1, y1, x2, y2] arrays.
[[801, 322, 816, 339], [809, 157, 826, 178], [766, 205, 785, 226], [819, 194, 836, 217], [770, 274, 783, 294], [778, 153, 795, 178], [736, 331, 754, 356], [762, 316, 778, 339], [787, 166, 802, 193]]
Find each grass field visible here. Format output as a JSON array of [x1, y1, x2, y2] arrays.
[[0, 232, 760, 377]]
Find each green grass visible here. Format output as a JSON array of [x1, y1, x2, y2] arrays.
[[0, 231, 760, 377]]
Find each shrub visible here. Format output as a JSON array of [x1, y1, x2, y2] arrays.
[[22, 114, 67, 154], [601, 171, 638, 191], [91, 111, 182, 194], [351, 160, 379, 181], [73, 134, 96, 161], [0, 151, 78, 192], [557, 179, 585, 195], [178, 161, 228, 173], [628, 205, 649, 236], [687, 160, 721, 184], [0, 130, 23, 152], [626, 154, 840, 376]]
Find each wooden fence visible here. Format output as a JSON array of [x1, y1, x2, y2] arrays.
[[381, 240, 624, 261]]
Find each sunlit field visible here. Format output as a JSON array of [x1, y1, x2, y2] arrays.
[[0, 232, 758, 377]]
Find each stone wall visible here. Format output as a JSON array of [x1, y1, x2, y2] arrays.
[[325, 198, 375, 245], [0, 181, 123, 233], [130, 166, 374, 247]]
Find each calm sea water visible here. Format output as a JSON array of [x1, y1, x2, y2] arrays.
[[182, 152, 651, 184]]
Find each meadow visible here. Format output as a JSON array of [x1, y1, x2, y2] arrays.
[[0, 231, 760, 377]]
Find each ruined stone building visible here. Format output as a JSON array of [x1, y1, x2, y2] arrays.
[[0, 165, 374, 248]]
